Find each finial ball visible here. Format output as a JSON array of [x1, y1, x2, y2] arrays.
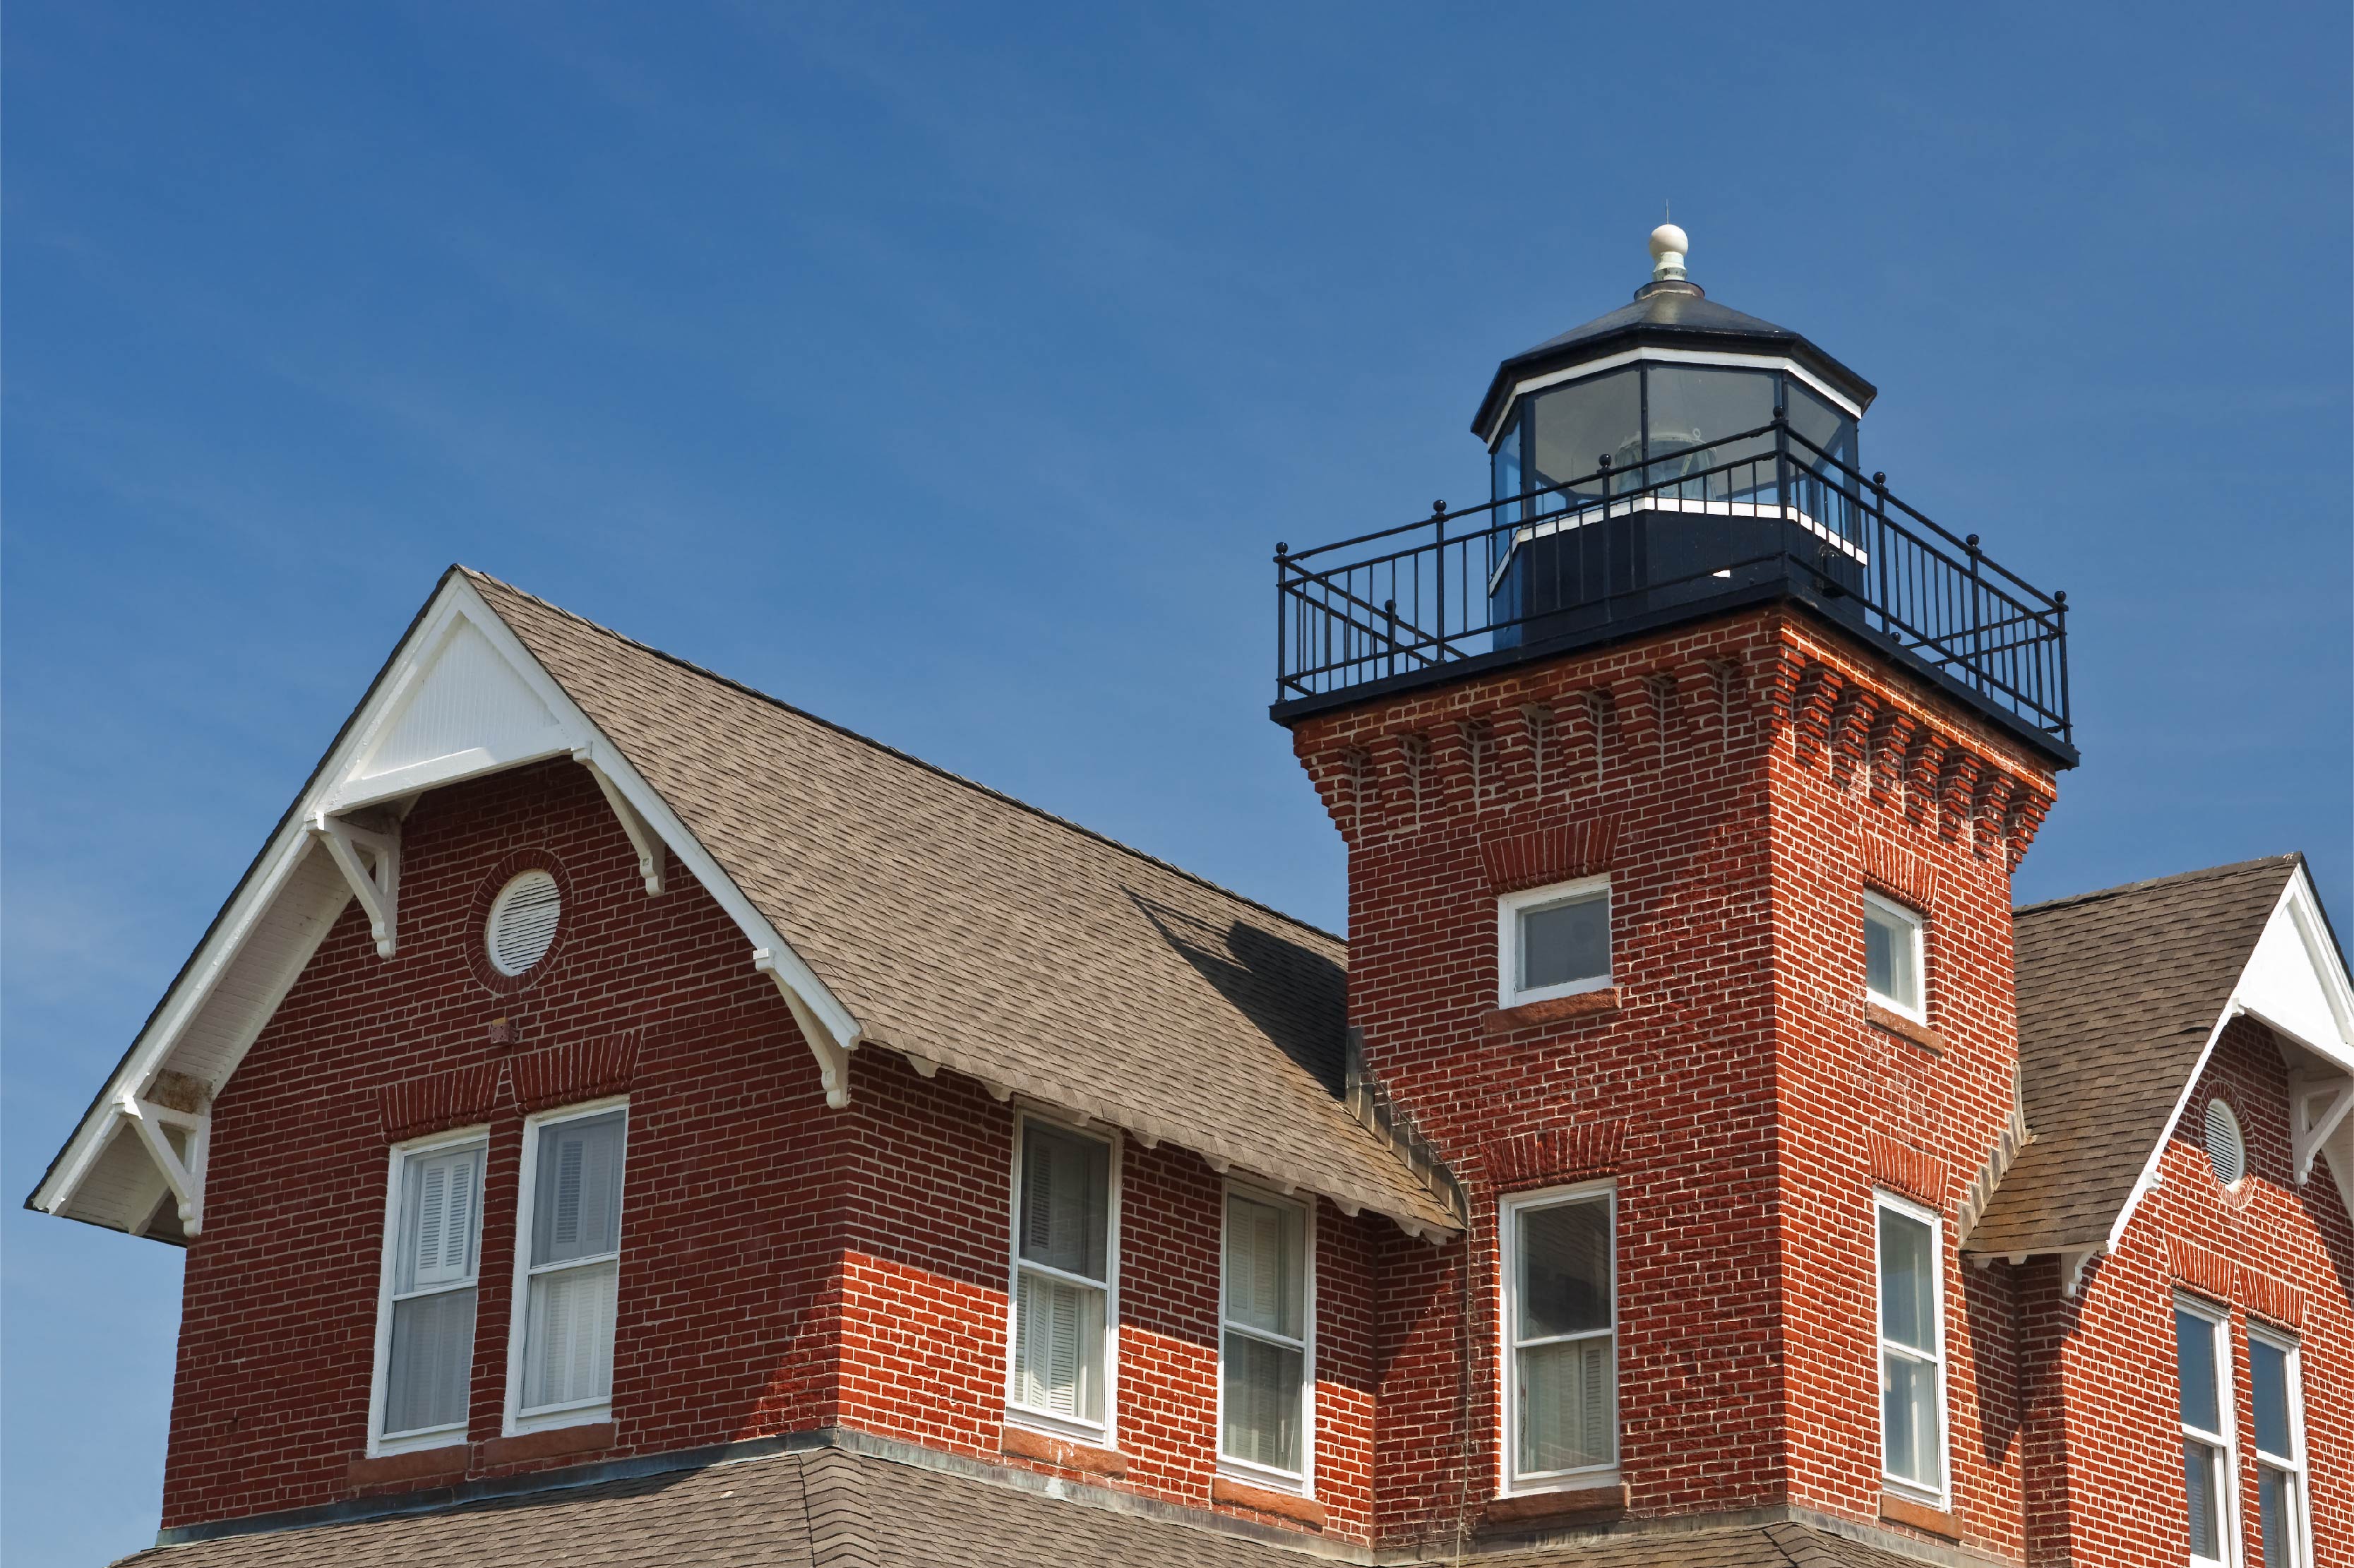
[[1647, 223, 1690, 282]]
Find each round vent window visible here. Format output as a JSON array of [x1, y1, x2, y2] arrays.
[[486, 870, 561, 976], [2204, 1099, 2247, 1187]]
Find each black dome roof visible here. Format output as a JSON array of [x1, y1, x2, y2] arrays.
[[1471, 279, 1877, 440]]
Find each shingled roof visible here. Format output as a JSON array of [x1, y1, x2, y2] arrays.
[[1964, 856, 2301, 1257], [115, 1437, 1939, 1568], [468, 574, 1457, 1232]]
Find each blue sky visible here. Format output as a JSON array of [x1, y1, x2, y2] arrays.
[[4, 4, 2347, 1561]]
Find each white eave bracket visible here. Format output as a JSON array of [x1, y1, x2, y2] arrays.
[[2290, 1072, 2354, 1185], [121, 1097, 210, 1237], [753, 947, 856, 1109], [309, 812, 401, 958], [573, 746, 665, 894]]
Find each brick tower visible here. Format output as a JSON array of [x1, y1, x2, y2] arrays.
[[1274, 225, 2074, 1552]]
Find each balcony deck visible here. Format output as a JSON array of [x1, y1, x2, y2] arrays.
[[1271, 419, 2075, 768]]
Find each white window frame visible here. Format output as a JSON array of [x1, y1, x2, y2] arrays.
[[1863, 891, 1928, 1023], [1214, 1180, 1317, 1495], [1497, 875, 1613, 1009], [1873, 1190, 1951, 1509], [2248, 1324, 2311, 1568], [501, 1096, 630, 1437], [2175, 1293, 2238, 1568], [1001, 1109, 1123, 1447], [1498, 1179, 1618, 1496], [366, 1124, 489, 1457]]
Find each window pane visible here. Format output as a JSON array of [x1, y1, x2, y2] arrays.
[[2184, 1440, 2221, 1559], [1015, 1270, 1105, 1423], [2252, 1339, 2293, 1458], [1020, 1125, 1109, 1281], [1527, 369, 1639, 504], [1519, 1336, 1613, 1474], [1225, 1195, 1303, 1341], [1519, 1199, 1611, 1340], [2260, 1466, 2295, 1568], [1865, 904, 1920, 1011], [1221, 1331, 1303, 1473], [1877, 1208, 1936, 1354], [398, 1147, 481, 1293], [385, 1286, 475, 1435], [532, 1113, 626, 1267], [1882, 1350, 1943, 1488], [2175, 1307, 2220, 1433], [522, 1257, 618, 1411], [1519, 893, 1608, 993], [1642, 365, 1776, 499]]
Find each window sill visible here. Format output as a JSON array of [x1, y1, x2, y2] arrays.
[[1487, 987, 1620, 1034], [1483, 1480, 1628, 1528], [347, 1442, 470, 1491], [1865, 1002, 1945, 1055], [1212, 1476, 1325, 1528], [1880, 1491, 1960, 1539], [1002, 1421, 1127, 1476], [479, 1420, 615, 1468]]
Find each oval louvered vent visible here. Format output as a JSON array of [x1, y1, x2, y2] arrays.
[[486, 870, 561, 976], [2203, 1099, 2246, 1187]]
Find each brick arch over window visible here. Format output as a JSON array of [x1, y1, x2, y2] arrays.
[[466, 849, 577, 997]]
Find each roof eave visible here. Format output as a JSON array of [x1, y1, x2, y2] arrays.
[[1469, 324, 1880, 441]]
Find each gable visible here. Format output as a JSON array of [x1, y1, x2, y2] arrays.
[[28, 570, 859, 1240]]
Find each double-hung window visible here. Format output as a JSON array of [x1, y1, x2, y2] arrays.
[[1498, 876, 1611, 1008], [2175, 1298, 2234, 1567], [2250, 1329, 2310, 1568], [1500, 1183, 1615, 1491], [371, 1131, 486, 1452], [1219, 1188, 1313, 1488], [1007, 1117, 1117, 1440], [1875, 1194, 1947, 1504], [506, 1103, 628, 1432], [1863, 892, 1926, 1021]]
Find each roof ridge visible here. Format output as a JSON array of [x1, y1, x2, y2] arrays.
[[459, 568, 1348, 950], [2012, 854, 2298, 919]]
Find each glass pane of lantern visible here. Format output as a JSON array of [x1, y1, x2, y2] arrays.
[[1527, 368, 1639, 508], [1644, 366, 1776, 502]]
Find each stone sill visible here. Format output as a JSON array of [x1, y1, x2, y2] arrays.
[[1866, 1003, 1946, 1055], [1211, 1475, 1325, 1528], [346, 1443, 468, 1490], [1880, 1491, 1961, 1539], [480, 1420, 616, 1468], [1486, 987, 1621, 1035], [1483, 1480, 1628, 1529], [1001, 1422, 1128, 1476]]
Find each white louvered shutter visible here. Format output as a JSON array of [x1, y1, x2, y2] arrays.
[[486, 870, 561, 976], [402, 1149, 479, 1291]]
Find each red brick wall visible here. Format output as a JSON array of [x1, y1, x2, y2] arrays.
[[823, 1055, 1382, 1539], [161, 759, 846, 1528], [160, 756, 1382, 1542], [1287, 604, 2059, 1552], [2022, 1015, 2354, 1565]]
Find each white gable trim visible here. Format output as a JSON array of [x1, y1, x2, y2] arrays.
[[31, 573, 863, 1231], [2102, 864, 2354, 1256]]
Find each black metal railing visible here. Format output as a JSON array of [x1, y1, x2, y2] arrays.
[[1274, 415, 2071, 750]]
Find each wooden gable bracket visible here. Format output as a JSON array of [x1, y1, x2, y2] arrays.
[[573, 747, 665, 895], [2290, 1072, 2354, 1186], [752, 947, 852, 1110], [309, 811, 401, 959], [120, 1096, 210, 1238]]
